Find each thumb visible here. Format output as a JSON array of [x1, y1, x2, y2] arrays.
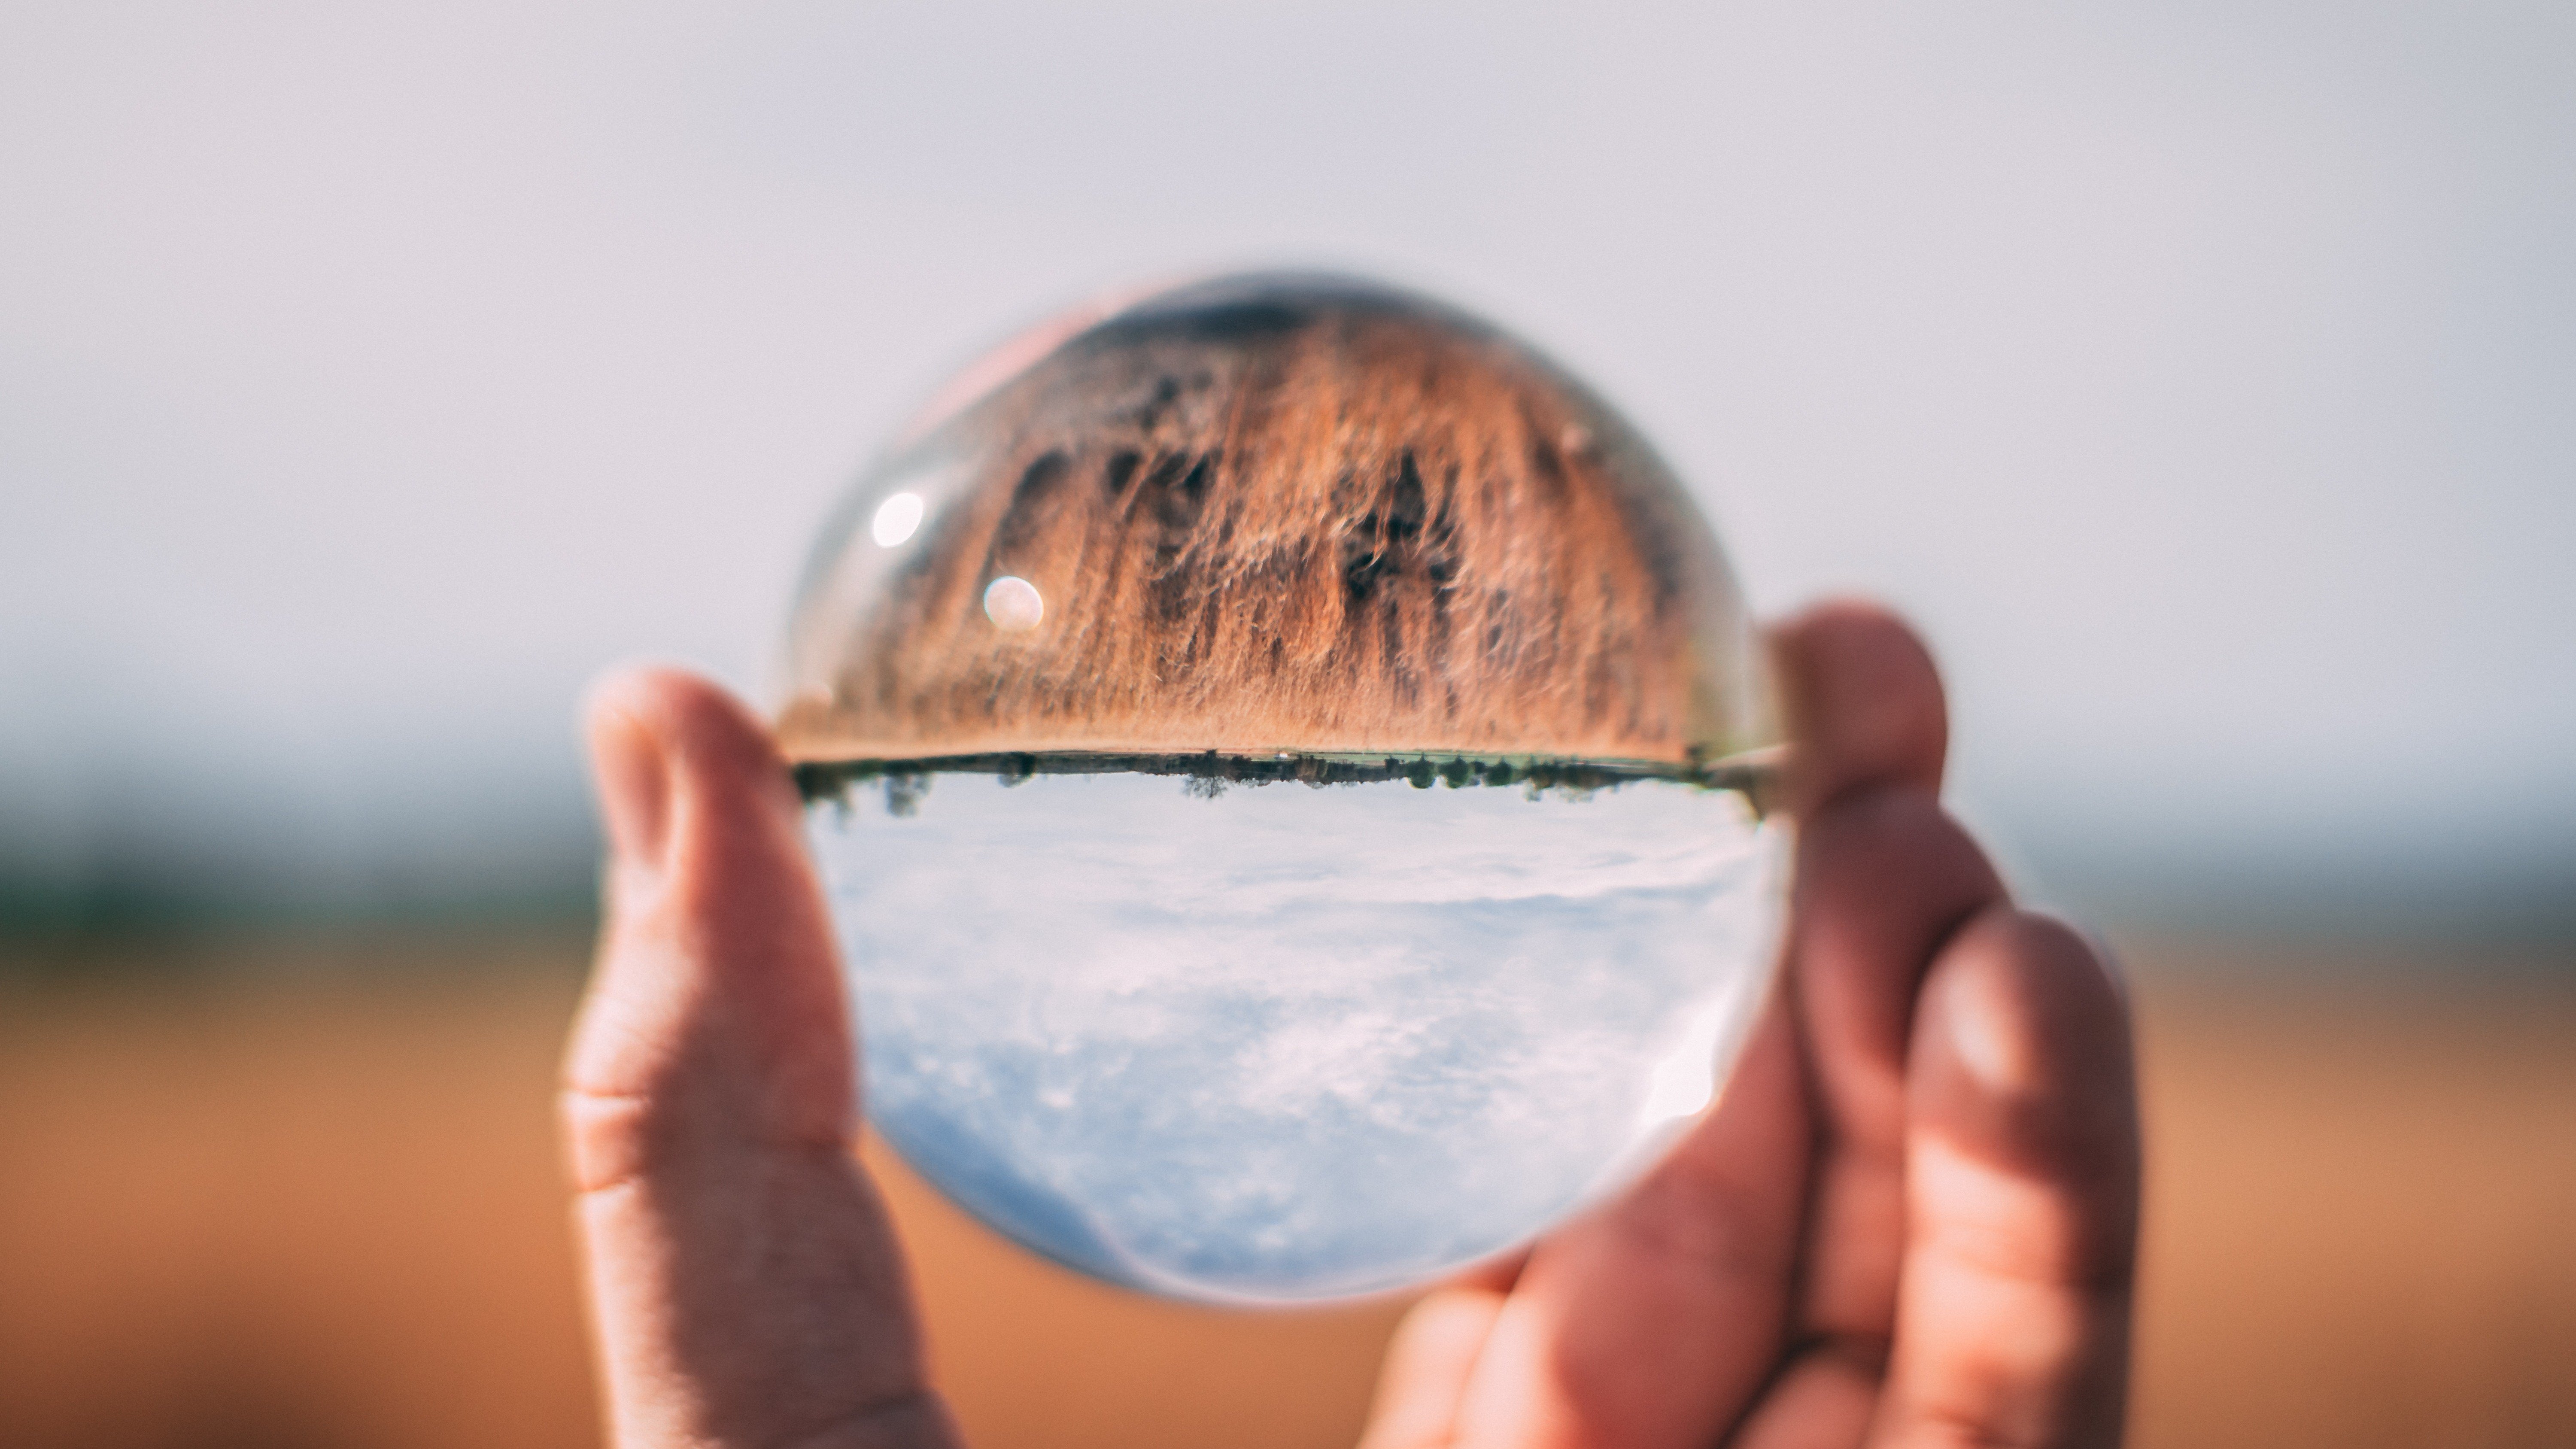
[[563, 668, 958, 1449]]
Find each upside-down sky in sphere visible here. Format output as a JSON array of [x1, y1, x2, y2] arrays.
[[1, 1, 2572, 937], [808, 771, 1785, 1301]]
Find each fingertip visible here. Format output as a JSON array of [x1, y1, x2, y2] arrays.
[[1914, 908, 2140, 1248], [1359, 1289, 1508, 1449], [1388, 1288, 1510, 1369], [589, 665, 799, 812], [1923, 911, 2132, 1091], [590, 667, 809, 889], [1768, 598, 1947, 812], [586, 679, 675, 883]]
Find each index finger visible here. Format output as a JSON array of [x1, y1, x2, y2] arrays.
[[1772, 598, 1950, 814]]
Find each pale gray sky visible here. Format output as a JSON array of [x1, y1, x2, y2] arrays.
[[3, 0, 2572, 932]]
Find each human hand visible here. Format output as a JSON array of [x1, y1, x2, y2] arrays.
[[565, 661, 959, 1449], [561, 601, 2137, 1449], [1357, 603, 2139, 1449]]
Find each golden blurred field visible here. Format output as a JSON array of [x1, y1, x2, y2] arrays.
[[2, 930, 2570, 1449]]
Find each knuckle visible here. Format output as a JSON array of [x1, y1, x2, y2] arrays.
[[558, 1083, 661, 1196]]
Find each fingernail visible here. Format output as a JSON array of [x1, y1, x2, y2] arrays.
[[589, 698, 674, 887]]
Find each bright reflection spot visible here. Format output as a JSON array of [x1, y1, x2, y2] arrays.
[[984, 575, 1044, 631], [1635, 998, 1731, 1129], [870, 492, 924, 548]]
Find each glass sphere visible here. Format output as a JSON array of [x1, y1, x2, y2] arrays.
[[778, 276, 1786, 1304]]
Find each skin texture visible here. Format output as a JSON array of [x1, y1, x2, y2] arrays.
[[563, 601, 2140, 1449]]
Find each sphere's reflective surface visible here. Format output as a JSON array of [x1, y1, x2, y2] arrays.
[[781, 276, 1786, 1303]]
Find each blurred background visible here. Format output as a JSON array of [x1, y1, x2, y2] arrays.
[[2, 3, 2570, 1446]]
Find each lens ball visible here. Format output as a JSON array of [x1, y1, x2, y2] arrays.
[[778, 276, 1786, 1303]]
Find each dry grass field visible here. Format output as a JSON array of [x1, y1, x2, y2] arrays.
[[1, 928, 2570, 1449]]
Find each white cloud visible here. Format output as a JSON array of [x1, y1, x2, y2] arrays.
[[811, 773, 1784, 1301]]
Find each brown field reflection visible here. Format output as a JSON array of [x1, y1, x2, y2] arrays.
[[0, 930, 2569, 1449]]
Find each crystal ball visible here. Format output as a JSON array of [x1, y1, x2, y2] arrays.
[[777, 276, 1786, 1304]]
